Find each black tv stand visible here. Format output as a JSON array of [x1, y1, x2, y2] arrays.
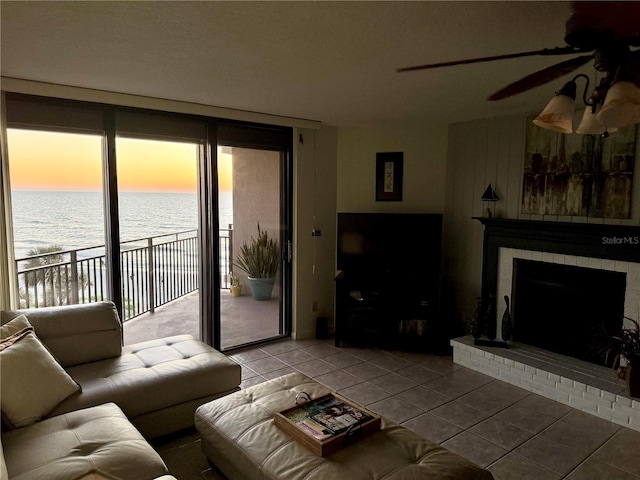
[[334, 270, 440, 350], [334, 213, 443, 351]]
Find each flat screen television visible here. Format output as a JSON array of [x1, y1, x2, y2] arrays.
[[336, 213, 443, 281]]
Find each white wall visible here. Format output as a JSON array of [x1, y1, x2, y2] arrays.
[[294, 119, 449, 340], [337, 121, 448, 213], [293, 126, 338, 339], [330, 120, 448, 342]]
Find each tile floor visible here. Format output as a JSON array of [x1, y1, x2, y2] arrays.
[[151, 337, 640, 480]]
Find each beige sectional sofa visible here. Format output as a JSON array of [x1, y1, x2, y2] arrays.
[[0, 301, 242, 480]]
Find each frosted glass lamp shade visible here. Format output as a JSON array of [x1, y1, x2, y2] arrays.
[[533, 95, 575, 133], [576, 107, 618, 135], [597, 81, 640, 129]]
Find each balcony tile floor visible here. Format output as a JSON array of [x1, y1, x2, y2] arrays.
[[123, 289, 280, 349], [149, 336, 640, 480]]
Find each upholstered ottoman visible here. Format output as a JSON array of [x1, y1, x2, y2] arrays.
[[1, 403, 170, 480], [195, 372, 493, 480]]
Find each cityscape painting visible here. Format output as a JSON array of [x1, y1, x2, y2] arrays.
[[522, 116, 636, 218]]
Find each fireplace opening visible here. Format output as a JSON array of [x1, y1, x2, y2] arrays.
[[512, 259, 626, 367]]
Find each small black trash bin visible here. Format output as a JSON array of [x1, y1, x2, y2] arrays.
[[316, 316, 329, 339]]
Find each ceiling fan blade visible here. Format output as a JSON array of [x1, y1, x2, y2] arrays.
[[487, 54, 594, 101], [396, 46, 584, 73]]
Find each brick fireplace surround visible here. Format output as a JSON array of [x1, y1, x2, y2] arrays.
[[451, 218, 640, 432]]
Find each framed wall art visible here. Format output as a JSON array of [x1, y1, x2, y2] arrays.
[[522, 116, 636, 218], [376, 152, 403, 201]]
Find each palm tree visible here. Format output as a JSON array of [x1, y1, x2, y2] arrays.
[[18, 285, 30, 309], [23, 245, 90, 306]]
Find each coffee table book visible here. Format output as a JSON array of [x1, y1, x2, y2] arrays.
[[273, 392, 381, 456]]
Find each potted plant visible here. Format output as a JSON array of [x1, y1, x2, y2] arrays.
[[229, 272, 242, 297], [601, 317, 640, 398], [233, 223, 280, 301]]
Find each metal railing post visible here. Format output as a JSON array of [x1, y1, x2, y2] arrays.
[[13, 228, 206, 319], [13, 260, 21, 309], [148, 237, 155, 313], [70, 250, 79, 304], [229, 223, 234, 284]]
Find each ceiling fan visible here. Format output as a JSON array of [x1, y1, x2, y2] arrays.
[[397, 1, 640, 133]]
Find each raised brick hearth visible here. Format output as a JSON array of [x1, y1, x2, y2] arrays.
[[451, 335, 640, 432], [460, 219, 640, 432]]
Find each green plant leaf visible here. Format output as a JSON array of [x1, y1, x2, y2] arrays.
[[233, 223, 280, 278]]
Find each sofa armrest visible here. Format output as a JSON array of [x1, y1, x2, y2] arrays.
[[0, 438, 8, 480], [0, 301, 122, 367]]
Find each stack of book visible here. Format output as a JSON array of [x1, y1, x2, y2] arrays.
[[274, 392, 381, 456]]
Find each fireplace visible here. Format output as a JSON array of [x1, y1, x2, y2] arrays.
[[511, 259, 626, 367], [450, 218, 640, 432], [475, 218, 640, 338]]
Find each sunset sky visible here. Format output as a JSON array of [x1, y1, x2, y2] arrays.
[[7, 129, 233, 192]]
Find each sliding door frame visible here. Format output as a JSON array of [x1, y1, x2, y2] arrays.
[[216, 120, 294, 351], [3, 92, 293, 349], [102, 108, 123, 318]]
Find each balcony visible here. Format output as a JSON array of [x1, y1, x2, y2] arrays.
[[124, 289, 281, 350], [13, 227, 282, 350]]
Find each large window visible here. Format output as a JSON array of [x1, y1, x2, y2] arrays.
[[2, 93, 293, 350], [8, 128, 107, 309]]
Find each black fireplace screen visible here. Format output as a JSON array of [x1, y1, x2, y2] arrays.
[[512, 259, 626, 367]]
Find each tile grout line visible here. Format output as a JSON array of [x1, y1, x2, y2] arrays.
[[164, 338, 640, 479], [237, 340, 637, 478], [482, 402, 574, 476]]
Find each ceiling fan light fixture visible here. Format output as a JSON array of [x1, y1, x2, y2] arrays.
[[597, 80, 640, 129], [533, 92, 576, 133], [576, 105, 618, 135]]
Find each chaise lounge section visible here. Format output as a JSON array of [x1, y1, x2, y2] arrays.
[[1, 403, 173, 480], [0, 300, 242, 480], [0, 301, 241, 438]]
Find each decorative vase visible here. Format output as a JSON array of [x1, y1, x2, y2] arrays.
[[231, 285, 242, 297], [248, 277, 275, 301], [484, 294, 497, 341], [501, 295, 512, 342], [471, 297, 483, 339]]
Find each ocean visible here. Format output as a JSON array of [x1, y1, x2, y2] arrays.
[[11, 190, 233, 259]]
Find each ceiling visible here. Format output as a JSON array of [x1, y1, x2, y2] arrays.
[[1, 1, 591, 127]]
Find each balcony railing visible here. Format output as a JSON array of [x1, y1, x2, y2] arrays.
[[14, 227, 233, 321]]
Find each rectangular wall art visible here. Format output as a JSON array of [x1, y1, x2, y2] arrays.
[[522, 117, 636, 218], [376, 152, 403, 201]]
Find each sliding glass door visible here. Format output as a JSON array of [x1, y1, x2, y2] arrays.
[[216, 125, 292, 351], [116, 136, 201, 344], [3, 93, 293, 352]]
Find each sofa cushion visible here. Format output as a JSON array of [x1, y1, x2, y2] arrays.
[[48, 334, 241, 421], [0, 301, 122, 367], [0, 438, 8, 480], [0, 313, 31, 338], [1, 403, 169, 480], [0, 316, 80, 429]]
